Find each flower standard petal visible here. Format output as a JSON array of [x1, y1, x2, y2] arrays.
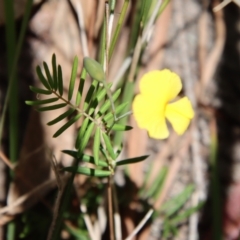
[[165, 97, 194, 135], [132, 93, 169, 139], [139, 70, 182, 101]]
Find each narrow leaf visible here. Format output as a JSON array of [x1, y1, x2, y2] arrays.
[[62, 150, 108, 167], [83, 57, 105, 82], [29, 86, 52, 95], [88, 83, 112, 115], [102, 132, 116, 160], [76, 68, 86, 105], [36, 66, 51, 90], [83, 80, 98, 111], [68, 56, 78, 101], [96, 88, 121, 118], [58, 65, 63, 96], [63, 166, 111, 177], [103, 102, 128, 122], [47, 108, 75, 126], [52, 54, 58, 90], [25, 97, 58, 106], [76, 118, 89, 148], [93, 127, 101, 165], [38, 103, 67, 111], [78, 122, 95, 153], [53, 113, 82, 137], [116, 155, 149, 166], [43, 61, 54, 88], [108, 124, 132, 131]]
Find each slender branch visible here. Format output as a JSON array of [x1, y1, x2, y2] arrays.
[[124, 209, 154, 240]]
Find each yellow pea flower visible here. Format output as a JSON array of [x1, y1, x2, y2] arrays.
[[132, 69, 194, 139]]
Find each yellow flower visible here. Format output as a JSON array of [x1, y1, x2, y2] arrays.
[[132, 69, 194, 139]]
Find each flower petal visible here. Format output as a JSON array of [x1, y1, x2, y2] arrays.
[[165, 97, 194, 135], [132, 94, 169, 139], [139, 69, 182, 101]]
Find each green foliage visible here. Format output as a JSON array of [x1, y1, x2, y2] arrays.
[[26, 54, 147, 177]]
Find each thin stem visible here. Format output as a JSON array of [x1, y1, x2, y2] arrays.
[[113, 184, 121, 240], [108, 176, 115, 240], [124, 209, 154, 240]]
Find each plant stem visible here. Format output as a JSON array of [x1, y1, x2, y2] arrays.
[[105, 3, 115, 239], [108, 176, 115, 240]]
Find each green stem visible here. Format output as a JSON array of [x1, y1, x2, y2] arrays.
[[109, 0, 129, 60]]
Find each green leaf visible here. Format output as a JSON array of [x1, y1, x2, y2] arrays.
[[96, 88, 121, 118], [103, 102, 128, 122], [43, 61, 54, 88], [63, 166, 111, 177], [57, 65, 64, 96], [25, 97, 59, 106], [29, 86, 52, 95], [68, 56, 79, 101], [93, 127, 101, 165], [53, 113, 82, 138], [47, 108, 75, 125], [88, 83, 112, 115], [102, 132, 116, 160], [76, 118, 89, 148], [116, 155, 149, 166], [83, 80, 98, 111], [83, 57, 105, 82], [160, 185, 195, 217], [78, 122, 95, 153], [37, 103, 67, 111], [62, 150, 108, 167], [108, 123, 132, 131], [76, 68, 86, 105], [52, 54, 58, 91], [36, 66, 51, 90]]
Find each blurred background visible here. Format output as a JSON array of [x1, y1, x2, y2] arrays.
[[0, 0, 240, 239]]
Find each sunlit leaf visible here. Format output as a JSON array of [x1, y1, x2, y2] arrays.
[[102, 132, 116, 160], [76, 68, 86, 105], [93, 127, 101, 165], [78, 122, 94, 153], [83, 57, 105, 82], [68, 56, 78, 101], [96, 88, 121, 117]]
